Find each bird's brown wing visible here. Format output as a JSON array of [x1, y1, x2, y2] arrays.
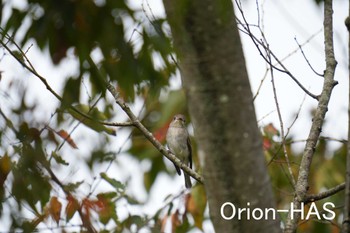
[[187, 136, 192, 169], [174, 163, 181, 175]]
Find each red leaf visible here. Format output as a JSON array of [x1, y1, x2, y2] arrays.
[[154, 122, 170, 142], [56, 129, 78, 149], [65, 195, 79, 221], [263, 136, 272, 150], [30, 214, 47, 229], [82, 198, 94, 218], [160, 215, 168, 233], [263, 123, 279, 137], [0, 154, 11, 187], [171, 210, 181, 233]]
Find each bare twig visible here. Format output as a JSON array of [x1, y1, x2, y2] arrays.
[[267, 93, 306, 167], [253, 68, 269, 101], [280, 29, 323, 63], [100, 121, 134, 127], [286, 136, 347, 145], [265, 42, 296, 187], [294, 37, 324, 77], [285, 93, 307, 138], [253, 30, 322, 102], [234, 1, 319, 100], [305, 182, 345, 203]]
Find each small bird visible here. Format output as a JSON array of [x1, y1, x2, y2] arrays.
[[166, 114, 192, 188]]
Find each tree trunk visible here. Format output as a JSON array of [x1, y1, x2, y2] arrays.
[[163, 0, 281, 232]]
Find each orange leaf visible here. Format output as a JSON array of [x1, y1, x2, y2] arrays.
[[95, 194, 117, 224], [186, 185, 207, 230], [0, 154, 11, 187], [65, 195, 79, 221], [49, 196, 62, 224], [30, 214, 47, 229], [82, 197, 96, 220], [80, 199, 94, 230], [160, 215, 168, 233], [171, 210, 181, 233], [263, 136, 272, 150], [263, 123, 279, 137], [154, 121, 170, 142], [56, 130, 78, 149]]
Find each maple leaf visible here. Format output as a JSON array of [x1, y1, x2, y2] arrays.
[[49, 196, 62, 224], [56, 130, 78, 149], [65, 195, 79, 221]]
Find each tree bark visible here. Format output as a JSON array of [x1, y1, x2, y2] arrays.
[[341, 2, 350, 232], [284, 0, 337, 232], [163, 1, 281, 232]]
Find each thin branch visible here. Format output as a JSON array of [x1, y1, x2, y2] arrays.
[[141, 0, 180, 70], [235, 1, 319, 100], [106, 82, 204, 184], [267, 93, 306, 167], [253, 68, 269, 101], [294, 37, 324, 77], [285, 93, 307, 138], [265, 42, 296, 187], [341, 9, 350, 233], [286, 136, 347, 145], [253, 30, 322, 102], [284, 0, 338, 232], [0, 31, 132, 133], [43, 165, 97, 233], [88, 97, 145, 197], [321, 136, 347, 144], [88, 130, 133, 198], [56, 95, 103, 151], [280, 28, 323, 63], [100, 121, 134, 127], [305, 182, 345, 203]]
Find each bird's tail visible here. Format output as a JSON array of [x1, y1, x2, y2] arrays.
[[184, 173, 192, 189]]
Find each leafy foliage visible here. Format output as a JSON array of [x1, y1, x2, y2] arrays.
[[0, 0, 200, 232], [263, 123, 345, 232]]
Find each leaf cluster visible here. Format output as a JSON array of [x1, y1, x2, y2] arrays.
[[0, 0, 206, 232]]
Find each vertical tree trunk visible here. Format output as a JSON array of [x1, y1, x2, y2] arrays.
[[163, 1, 281, 232], [341, 2, 350, 232]]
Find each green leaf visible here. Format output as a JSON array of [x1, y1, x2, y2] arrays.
[[68, 104, 116, 135], [65, 181, 84, 192], [51, 151, 69, 166], [100, 172, 125, 192], [61, 77, 81, 107], [12, 143, 51, 212], [188, 185, 207, 230], [96, 192, 118, 225]]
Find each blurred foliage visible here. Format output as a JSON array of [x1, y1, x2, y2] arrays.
[[0, 0, 346, 232], [1, 0, 175, 99], [314, 0, 324, 5], [263, 123, 346, 232], [0, 0, 202, 232]]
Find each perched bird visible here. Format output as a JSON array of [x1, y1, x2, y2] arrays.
[[166, 114, 192, 188]]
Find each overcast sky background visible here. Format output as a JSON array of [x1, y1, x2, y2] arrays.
[[0, 0, 349, 232]]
